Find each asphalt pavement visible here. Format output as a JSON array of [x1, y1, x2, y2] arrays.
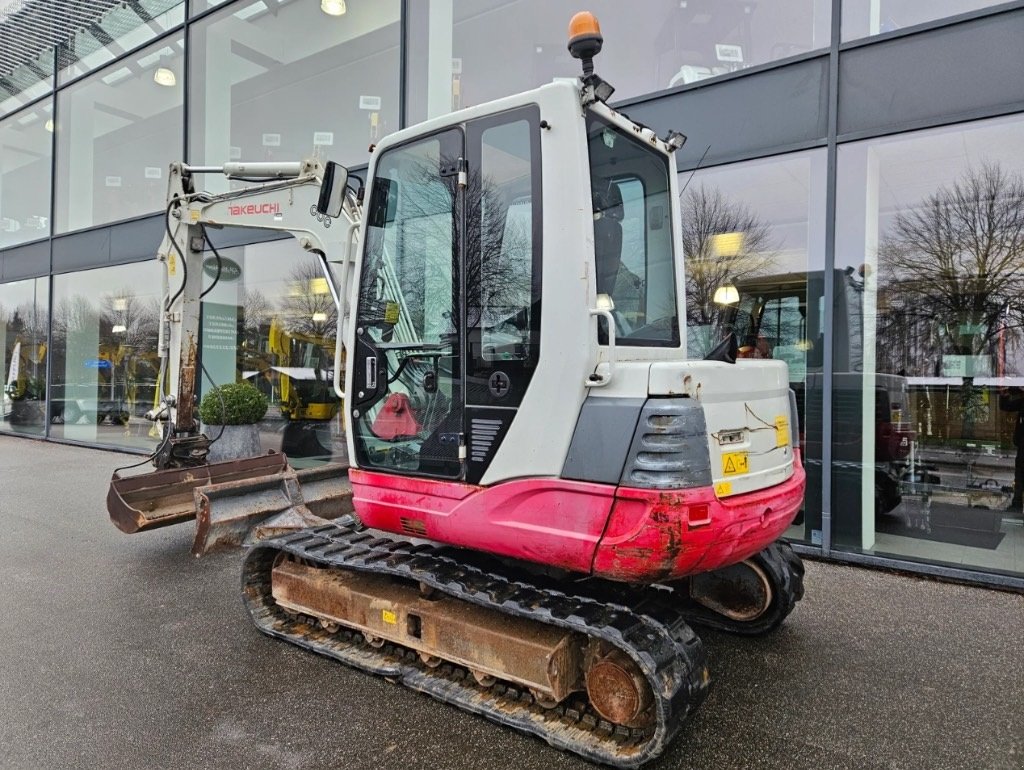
[[0, 435, 1021, 770]]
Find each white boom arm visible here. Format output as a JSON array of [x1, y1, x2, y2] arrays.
[[152, 158, 361, 467]]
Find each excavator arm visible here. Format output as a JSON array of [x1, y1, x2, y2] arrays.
[[107, 158, 360, 552]]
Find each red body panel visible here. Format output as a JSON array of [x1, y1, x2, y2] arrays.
[[591, 454, 806, 581], [349, 452, 806, 583], [350, 470, 615, 573]]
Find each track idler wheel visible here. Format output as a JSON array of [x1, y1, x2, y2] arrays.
[[690, 559, 773, 623], [683, 540, 805, 636]]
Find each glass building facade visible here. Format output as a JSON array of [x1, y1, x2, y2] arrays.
[[1, 0, 1023, 589]]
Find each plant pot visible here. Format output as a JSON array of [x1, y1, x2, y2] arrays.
[[203, 423, 262, 463]]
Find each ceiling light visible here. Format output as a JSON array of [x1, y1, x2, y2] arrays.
[[44, 119, 54, 132], [312, 312, 328, 322], [713, 284, 739, 305], [711, 232, 744, 258], [154, 67, 176, 87], [112, 324, 127, 333], [321, 0, 346, 16]]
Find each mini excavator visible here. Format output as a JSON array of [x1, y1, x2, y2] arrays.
[[107, 13, 806, 766]]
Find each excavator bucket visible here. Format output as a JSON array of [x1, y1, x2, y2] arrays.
[[191, 463, 352, 557], [107, 452, 289, 534]]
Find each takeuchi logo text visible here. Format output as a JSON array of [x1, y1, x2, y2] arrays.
[[228, 202, 280, 216]]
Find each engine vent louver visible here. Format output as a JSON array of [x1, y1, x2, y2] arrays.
[[621, 400, 713, 490], [400, 517, 427, 536]]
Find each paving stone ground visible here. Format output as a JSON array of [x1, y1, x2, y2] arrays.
[[0, 435, 1021, 770]]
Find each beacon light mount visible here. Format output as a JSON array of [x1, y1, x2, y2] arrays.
[[567, 11, 615, 105]]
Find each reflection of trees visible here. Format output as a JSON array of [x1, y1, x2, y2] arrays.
[[359, 152, 532, 345], [1, 297, 48, 401], [877, 164, 1024, 375], [52, 295, 98, 342], [50, 289, 159, 409], [101, 290, 160, 353], [243, 289, 270, 336], [681, 185, 777, 328], [1, 300, 47, 340], [280, 263, 338, 340], [100, 290, 160, 410]]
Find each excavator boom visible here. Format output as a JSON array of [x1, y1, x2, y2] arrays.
[[106, 158, 359, 554]]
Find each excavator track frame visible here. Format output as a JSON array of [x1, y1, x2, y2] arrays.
[[242, 523, 711, 768]]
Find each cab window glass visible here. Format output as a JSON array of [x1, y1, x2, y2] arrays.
[[587, 115, 679, 347]]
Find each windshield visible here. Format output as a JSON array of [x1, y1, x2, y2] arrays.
[[586, 114, 680, 347]]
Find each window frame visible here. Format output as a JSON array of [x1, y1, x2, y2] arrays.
[[464, 104, 543, 409]]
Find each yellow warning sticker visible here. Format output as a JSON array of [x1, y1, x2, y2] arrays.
[[722, 451, 749, 476], [384, 302, 400, 325], [381, 609, 397, 625], [190, 209, 200, 223], [775, 416, 790, 447], [714, 481, 733, 497], [167, 251, 176, 276]]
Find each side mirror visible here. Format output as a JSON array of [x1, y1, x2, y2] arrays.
[[317, 161, 349, 219]]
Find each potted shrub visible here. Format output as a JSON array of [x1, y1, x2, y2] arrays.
[[199, 381, 269, 462]]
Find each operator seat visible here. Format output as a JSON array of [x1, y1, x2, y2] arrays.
[[593, 178, 624, 297]]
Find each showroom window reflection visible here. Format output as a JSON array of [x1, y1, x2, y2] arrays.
[[836, 113, 1024, 577], [57, 1, 185, 85], [0, 48, 52, 119], [842, 0, 1009, 41], [0, 278, 49, 437], [0, 103, 54, 249], [188, 0, 401, 190], [680, 150, 827, 545], [49, 263, 163, 450], [199, 240, 345, 465], [405, 0, 831, 121], [54, 34, 184, 233]]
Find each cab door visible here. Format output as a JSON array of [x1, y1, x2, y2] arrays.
[[350, 129, 465, 478]]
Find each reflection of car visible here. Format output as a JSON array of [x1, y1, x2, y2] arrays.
[[933, 486, 1010, 511], [50, 397, 130, 426], [967, 477, 1011, 493]]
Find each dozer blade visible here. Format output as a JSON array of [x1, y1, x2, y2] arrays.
[[191, 463, 353, 557], [107, 452, 289, 535]]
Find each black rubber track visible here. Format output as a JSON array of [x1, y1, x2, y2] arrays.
[[242, 523, 711, 768], [442, 540, 806, 638]]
